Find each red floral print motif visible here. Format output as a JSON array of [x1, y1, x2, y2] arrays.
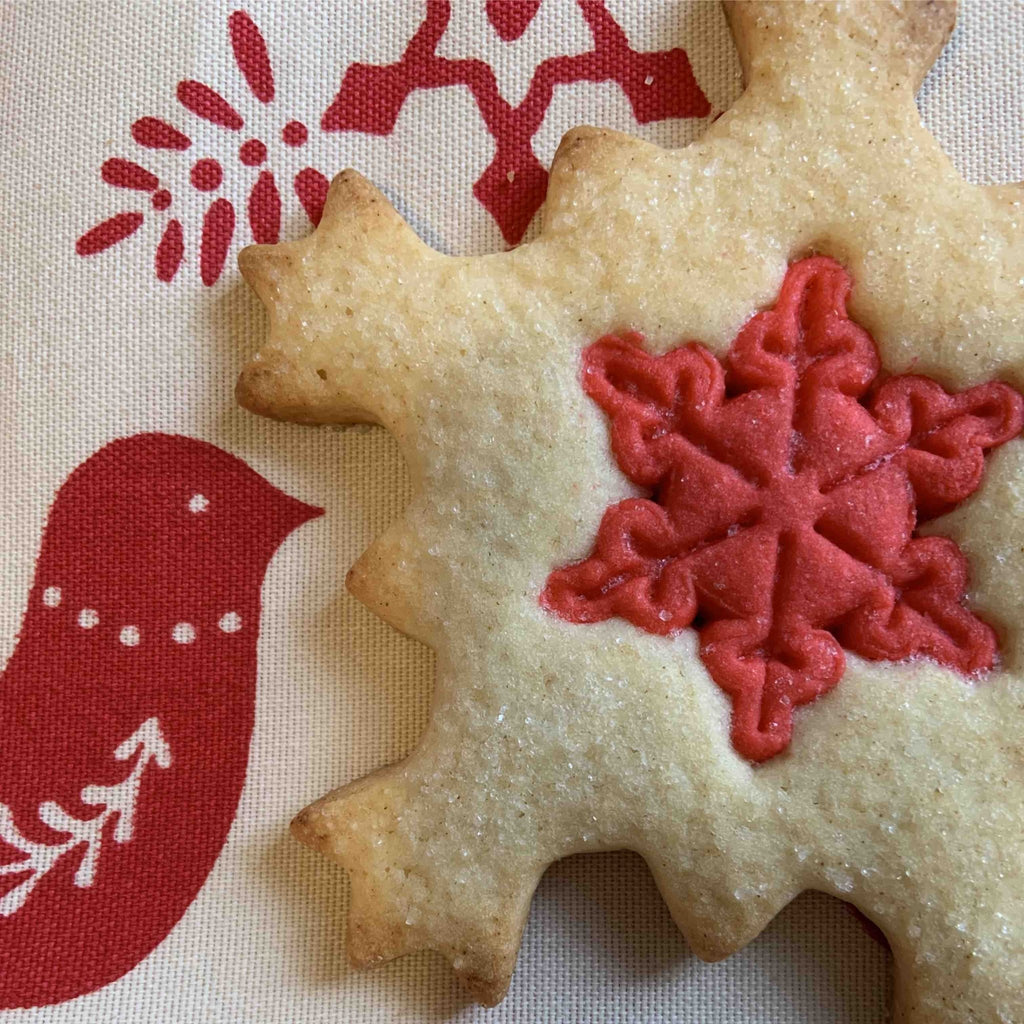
[[322, 0, 711, 245], [543, 258, 1024, 762], [0, 434, 320, 1007], [77, 12, 327, 286], [75, 160, 184, 282]]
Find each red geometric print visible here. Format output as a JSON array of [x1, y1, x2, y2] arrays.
[[543, 258, 1024, 762], [154, 219, 184, 283], [200, 199, 236, 288], [177, 81, 245, 130], [486, 0, 543, 42], [322, 1, 711, 245], [0, 434, 320, 1007], [78, 4, 711, 284], [294, 167, 330, 226], [100, 159, 160, 192]]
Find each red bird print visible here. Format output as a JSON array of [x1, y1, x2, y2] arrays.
[[0, 433, 321, 1008]]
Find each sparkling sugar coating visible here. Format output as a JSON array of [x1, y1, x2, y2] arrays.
[[237, 3, 1024, 1021]]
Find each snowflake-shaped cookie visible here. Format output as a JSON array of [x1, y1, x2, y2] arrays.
[[237, 3, 1024, 1021]]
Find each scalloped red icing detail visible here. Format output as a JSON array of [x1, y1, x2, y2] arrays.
[[542, 257, 1024, 762]]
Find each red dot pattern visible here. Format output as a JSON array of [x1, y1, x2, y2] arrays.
[[190, 159, 223, 192], [239, 139, 267, 166], [281, 121, 307, 147]]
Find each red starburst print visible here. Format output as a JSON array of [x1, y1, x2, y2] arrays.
[[77, 11, 325, 286], [543, 258, 1024, 762], [322, 0, 711, 245], [75, 159, 185, 283]]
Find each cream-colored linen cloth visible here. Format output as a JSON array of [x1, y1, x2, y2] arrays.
[[0, 2, 1020, 1021]]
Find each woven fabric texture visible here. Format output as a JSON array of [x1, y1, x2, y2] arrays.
[[0, 2, 1021, 1021]]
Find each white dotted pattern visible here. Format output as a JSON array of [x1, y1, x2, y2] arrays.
[[188, 493, 210, 513], [218, 612, 242, 633], [42, 586, 61, 607], [172, 622, 196, 644], [64, 609, 240, 645], [77, 608, 99, 630], [119, 625, 140, 647]]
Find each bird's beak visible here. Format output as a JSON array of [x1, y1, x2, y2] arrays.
[[282, 494, 324, 532], [262, 486, 324, 542]]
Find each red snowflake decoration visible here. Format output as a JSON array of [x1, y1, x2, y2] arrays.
[[322, 0, 711, 245], [76, 12, 329, 286], [542, 257, 1024, 762]]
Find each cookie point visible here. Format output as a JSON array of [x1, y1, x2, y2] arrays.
[[459, 969, 511, 1008], [724, 0, 957, 93], [552, 125, 638, 169], [546, 126, 649, 233], [328, 167, 368, 200], [322, 168, 390, 223], [289, 804, 325, 849], [236, 350, 319, 423], [344, 906, 418, 971], [556, 124, 609, 152], [235, 360, 275, 419], [343, 563, 361, 597], [238, 243, 283, 289], [312, 168, 432, 258]]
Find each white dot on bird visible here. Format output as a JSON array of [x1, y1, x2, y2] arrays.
[[78, 608, 99, 629], [189, 493, 209, 513], [172, 622, 196, 644], [218, 612, 242, 633], [42, 586, 62, 608], [119, 625, 141, 647]]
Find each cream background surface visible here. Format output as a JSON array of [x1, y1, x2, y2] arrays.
[[1, 2, 1022, 1022]]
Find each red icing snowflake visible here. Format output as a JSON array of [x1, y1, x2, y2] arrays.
[[542, 257, 1024, 762], [76, 12, 330, 286]]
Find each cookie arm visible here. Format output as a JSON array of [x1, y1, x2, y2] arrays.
[[237, 170, 439, 427], [723, 0, 956, 94], [291, 756, 545, 1005]]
